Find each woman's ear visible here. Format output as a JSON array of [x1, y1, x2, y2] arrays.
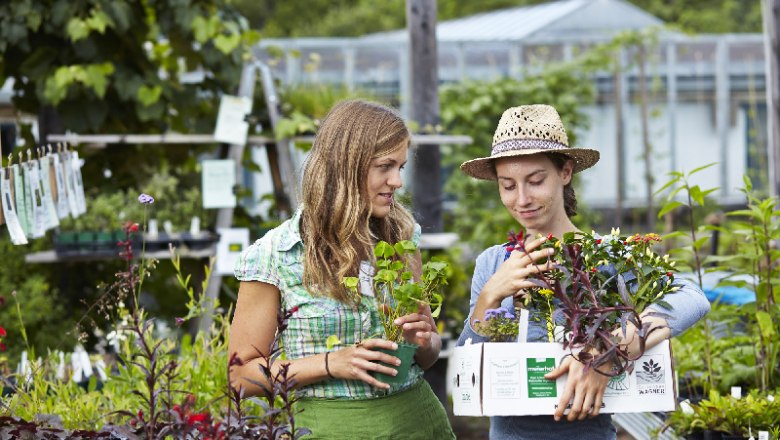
[[561, 160, 574, 185]]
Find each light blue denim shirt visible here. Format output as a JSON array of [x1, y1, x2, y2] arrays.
[[456, 242, 711, 440]]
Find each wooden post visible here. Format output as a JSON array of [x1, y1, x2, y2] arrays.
[[407, 0, 442, 233], [763, 0, 780, 197], [614, 50, 626, 227], [197, 63, 258, 333], [637, 44, 655, 231]]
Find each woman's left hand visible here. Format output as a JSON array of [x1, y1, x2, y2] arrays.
[[394, 304, 436, 349], [544, 355, 611, 422]]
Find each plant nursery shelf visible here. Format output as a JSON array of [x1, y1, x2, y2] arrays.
[[24, 246, 215, 264]]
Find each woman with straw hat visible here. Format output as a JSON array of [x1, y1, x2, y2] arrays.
[[456, 104, 710, 439]]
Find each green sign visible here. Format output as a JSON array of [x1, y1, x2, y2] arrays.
[[527, 358, 556, 398]]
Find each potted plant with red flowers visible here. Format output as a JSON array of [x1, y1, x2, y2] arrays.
[[343, 240, 448, 386], [518, 229, 679, 376]]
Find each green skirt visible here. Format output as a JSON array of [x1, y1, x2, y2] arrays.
[[295, 379, 455, 439]]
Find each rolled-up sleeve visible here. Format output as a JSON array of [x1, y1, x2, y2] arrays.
[[233, 236, 280, 287], [646, 277, 710, 336]]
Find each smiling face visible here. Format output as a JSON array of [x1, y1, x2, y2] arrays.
[[495, 153, 574, 236], [367, 144, 408, 218]]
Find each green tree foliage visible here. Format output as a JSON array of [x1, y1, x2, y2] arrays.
[[631, 0, 762, 33], [234, 0, 761, 38], [0, 0, 259, 134], [235, 0, 539, 37], [0, 237, 74, 364]]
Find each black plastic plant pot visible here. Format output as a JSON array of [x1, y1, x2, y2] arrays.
[[371, 342, 418, 386]]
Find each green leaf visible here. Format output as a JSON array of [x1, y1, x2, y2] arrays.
[[66, 18, 90, 42], [658, 200, 684, 218], [394, 240, 417, 255], [85, 10, 114, 34], [374, 241, 395, 259], [689, 185, 704, 206], [662, 231, 688, 240], [214, 33, 241, 55], [326, 335, 342, 350], [689, 162, 717, 176], [692, 236, 710, 250], [342, 277, 359, 290], [137, 85, 162, 107], [191, 16, 210, 42], [654, 176, 681, 196], [755, 311, 775, 340]]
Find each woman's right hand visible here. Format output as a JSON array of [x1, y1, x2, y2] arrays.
[[473, 236, 555, 321], [326, 338, 402, 390]]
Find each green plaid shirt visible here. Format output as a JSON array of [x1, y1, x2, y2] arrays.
[[234, 209, 423, 399]]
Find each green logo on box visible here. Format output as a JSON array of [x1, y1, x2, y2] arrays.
[[527, 358, 556, 398]]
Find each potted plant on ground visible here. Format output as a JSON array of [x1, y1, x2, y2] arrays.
[[343, 239, 448, 386]]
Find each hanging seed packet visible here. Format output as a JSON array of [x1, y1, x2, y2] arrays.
[[38, 156, 59, 230], [1, 167, 28, 245], [12, 163, 31, 237], [51, 153, 70, 219], [26, 160, 46, 238], [62, 152, 80, 218], [71, 151, 87, 215]]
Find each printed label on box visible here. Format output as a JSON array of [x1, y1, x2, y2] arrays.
[[636, 354, 667, 395], [527, 358, 556, 398], [604, 372, 631, 397], [488, 357, 522, 399]]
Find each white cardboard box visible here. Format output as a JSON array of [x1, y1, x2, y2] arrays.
[[451, 339, 676, 416]]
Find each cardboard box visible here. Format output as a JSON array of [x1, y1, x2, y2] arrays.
[[451, 339, 676, 416]]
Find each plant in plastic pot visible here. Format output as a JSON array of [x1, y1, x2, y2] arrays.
[[343, 240, 448, 386]]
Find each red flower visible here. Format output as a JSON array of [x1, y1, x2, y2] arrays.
[[590, 267, 598, 273], [187, 413, 209, 425], [666, 272, 674, 278], [546, 233, 554, 241], [595, 239, 602, 245], [0, 326, 6, 337], [129, 223, 139, 232], [0, 342, 6, 351]]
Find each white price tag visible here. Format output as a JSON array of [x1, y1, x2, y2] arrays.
[[359, 261, 375, 297]]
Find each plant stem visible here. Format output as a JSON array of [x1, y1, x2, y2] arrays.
[[686, 177, 712, 394]]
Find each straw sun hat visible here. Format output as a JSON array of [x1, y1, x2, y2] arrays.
[[460, 104, 600, 180]]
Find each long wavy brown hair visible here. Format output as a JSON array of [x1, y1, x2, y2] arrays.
[[300, 100, 415, 302]]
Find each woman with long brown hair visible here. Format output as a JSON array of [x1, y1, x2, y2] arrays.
[[229, 99, 454, 439]]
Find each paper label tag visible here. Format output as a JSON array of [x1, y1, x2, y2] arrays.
[[12, 164, 30, 237], [52, 154, 70, 219], [359, 261, 375, 297], [62, 153, 80, 218], [27, 160, 46, 238], [71, 151, 86, 215], [38, 157, 59, 229], [1, 168, 29, 245]]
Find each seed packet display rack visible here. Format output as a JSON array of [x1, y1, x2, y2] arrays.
[[0, 140, 87, 246]]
